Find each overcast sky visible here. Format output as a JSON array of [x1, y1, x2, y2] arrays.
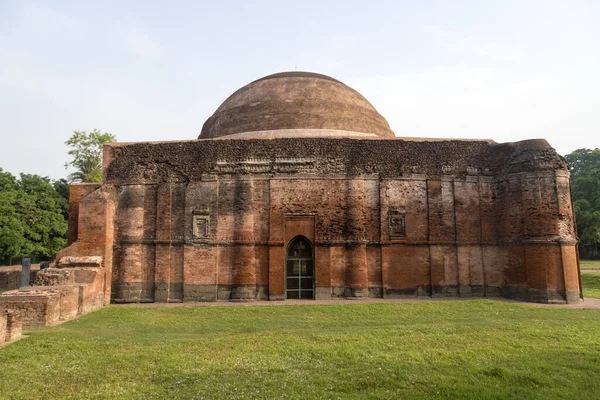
[[1, 0, 599, 180]]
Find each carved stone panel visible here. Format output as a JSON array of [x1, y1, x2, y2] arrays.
[[389, 213, 406, 237], [193, 215, 210, 239]]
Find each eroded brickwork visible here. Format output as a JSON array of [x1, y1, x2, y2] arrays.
[[0, 269, 38, 291], [0, 311, 6, 343], [4, 310, 22, 343], [61, 137, 581, 305], [0, 257, 107, 326], [0, 309, 22, 344]]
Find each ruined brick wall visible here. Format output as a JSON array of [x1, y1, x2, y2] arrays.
[[0, 311, 5, 343], [0, 259, 107, 327], [57, 186, 117, 306], [71, 137, 579, 304], [0, 310, 22, 343], [0, 291, 61, 326], [67, 184, 101, 245], [5, 311, 22, 342], [6, 311, 22, 342], [0, 269, 38, 290]]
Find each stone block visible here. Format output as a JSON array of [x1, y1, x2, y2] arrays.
[[416, 286, 431, 298], [314, 287, 332, 300], [459, 285, 472, 298], [183, 284, 217, 302], [230, 285, 257, 300], [384, 288, 418, 299], [484, 286, 502, 298], [268, 293, 285, 301], [331, 286, 345, 298], [431, 286, 447, 298], [566, 289, 582, 304], [445, 285, 459, 298], [344, 287, 369, 298]]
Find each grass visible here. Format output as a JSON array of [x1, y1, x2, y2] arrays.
[[580, 259, 600, 269], [1, 301, 599, 399], [582, 271, 600, 299]]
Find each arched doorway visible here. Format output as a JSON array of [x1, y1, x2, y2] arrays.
[[286, 236, 314, 299]]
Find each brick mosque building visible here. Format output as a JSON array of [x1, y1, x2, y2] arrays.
[[58, 71, 582, 305]]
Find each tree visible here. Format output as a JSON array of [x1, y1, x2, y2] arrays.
[[64, 129, 116, 183], [0, 169, 68, 263], [52, 178, 70, 219], [565, 148, 600, 180], [0, 169, 25, 260], [565, 148, 600, 259], [17, 174, 68, 258]]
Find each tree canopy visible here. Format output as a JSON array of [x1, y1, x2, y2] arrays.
[[0, 169, 68, 263], [65, 129, 116, 183], [565, 148, 600, 258]]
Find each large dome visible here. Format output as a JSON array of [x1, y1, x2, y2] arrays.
[[199, 72, 395, 139]]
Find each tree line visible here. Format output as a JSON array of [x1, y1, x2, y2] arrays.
[[565, 148, 600, 259]]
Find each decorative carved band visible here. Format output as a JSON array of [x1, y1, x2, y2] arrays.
[[212, 157, 347, 175]]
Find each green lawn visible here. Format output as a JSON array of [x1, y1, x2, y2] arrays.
[[580, 259, 600, 269], [582, 271, 600, 299], [1, 301, 599, 399]]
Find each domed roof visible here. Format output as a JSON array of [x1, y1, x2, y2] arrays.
[[199, 72, 395, 139]]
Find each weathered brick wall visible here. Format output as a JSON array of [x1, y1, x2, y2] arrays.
[[0, 290, 61, 326], [75, 268, 106, 314], [57, 186, 117, 307], [0, 311, 6, 343], [0, 309, 22, 344], [6, 310, 22, 342], [0, 269, 38, 290], [67, 184, 101, 245], [72, 137, 580, 304], [0, 262, 107, 327], [58, 285, 79, 322]]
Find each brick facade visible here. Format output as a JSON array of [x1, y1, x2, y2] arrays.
[[59, 136, 581, 304]]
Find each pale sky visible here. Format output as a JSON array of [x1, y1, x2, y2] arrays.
[[1, 0, 599, 180]]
